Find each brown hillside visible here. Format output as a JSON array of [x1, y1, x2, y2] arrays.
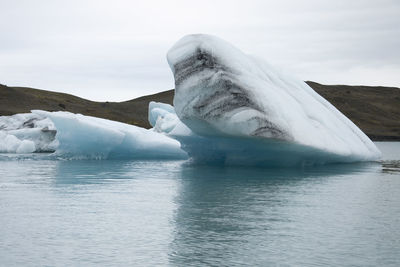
[[306, 81, 400, 141], [0, 83, 173, 129]]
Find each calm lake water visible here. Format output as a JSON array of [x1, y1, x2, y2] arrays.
[[1, 142, 399, 266]]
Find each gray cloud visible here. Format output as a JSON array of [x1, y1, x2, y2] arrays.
[[1, 0, 399, 101]]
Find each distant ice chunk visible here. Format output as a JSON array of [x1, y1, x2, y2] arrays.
[[148, 101, 176, 127], [149, 101, 180, 134], [0, 113, 57, 153], [166, 34, 381, 165]]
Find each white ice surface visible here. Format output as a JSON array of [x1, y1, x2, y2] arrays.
[[167, 34, 381, 164], [16, 140, 36, 153]]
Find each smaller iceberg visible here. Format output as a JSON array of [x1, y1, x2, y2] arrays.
[[0, 110, 187, 160], [33, 110, 187, 159]]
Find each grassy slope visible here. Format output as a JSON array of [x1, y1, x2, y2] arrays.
[[306, 81, 400, 140], [1, 82, 399, 140], [0, 84, 173, 129]]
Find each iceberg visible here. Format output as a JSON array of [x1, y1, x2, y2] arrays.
[[33, 110, 187, 159], [0, 112, 57, 153], [166, 34, 381, 165], [0, 111, 187, 159]]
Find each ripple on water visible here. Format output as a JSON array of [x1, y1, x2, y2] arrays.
[[381, 160, 400, 174]]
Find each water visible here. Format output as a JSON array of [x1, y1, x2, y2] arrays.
[[1, 142, 399, 266]]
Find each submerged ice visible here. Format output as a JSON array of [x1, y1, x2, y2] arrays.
[[166, 34, 381, 165]]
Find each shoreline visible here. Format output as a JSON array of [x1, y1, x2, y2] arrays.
[[369, 136, 400, 142]]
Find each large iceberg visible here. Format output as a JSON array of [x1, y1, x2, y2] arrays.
[[0, 111, 187, 160], [165, 34, 381, 165]]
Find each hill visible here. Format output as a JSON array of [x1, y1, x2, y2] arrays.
[[0, 84, 173, 129], [1, 82, 399, 140], [306, 82, 400, 141]]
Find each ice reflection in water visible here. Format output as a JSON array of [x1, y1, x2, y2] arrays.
[[0, 142, 399, 266], [169, 163, 397, 266]]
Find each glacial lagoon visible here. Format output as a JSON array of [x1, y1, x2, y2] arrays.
[[1, 142, 399, 266]]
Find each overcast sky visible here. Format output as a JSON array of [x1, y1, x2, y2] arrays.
[[1, 0, 399, 101]]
